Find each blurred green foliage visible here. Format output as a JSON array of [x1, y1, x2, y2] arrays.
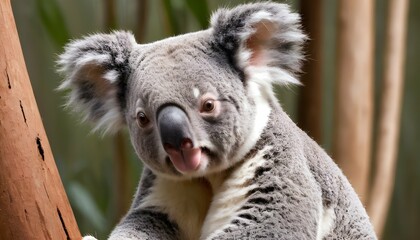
[[35, 0, 69, 47], [10, 0, 420, 239], [161, 0, 181, 35], [185, 0, 210, 28]]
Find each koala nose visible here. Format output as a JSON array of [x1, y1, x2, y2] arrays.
[[157, 105, 194, 151]]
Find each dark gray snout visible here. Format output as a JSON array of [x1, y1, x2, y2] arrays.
[[157, 105, 193, 150]]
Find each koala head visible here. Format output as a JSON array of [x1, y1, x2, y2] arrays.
[[58, 2, 305, 179]]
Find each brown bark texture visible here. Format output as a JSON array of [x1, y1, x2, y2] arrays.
[[333, 0, 374, 202], [0, 1, 81, 239], [367, 0, 409, 237], [298, 0, 323, 143]]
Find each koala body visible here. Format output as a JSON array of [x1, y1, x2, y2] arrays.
[[59, 2, 377, 240]]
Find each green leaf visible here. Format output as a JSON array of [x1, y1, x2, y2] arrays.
[[184, 0, 210, 28], [67, 181, 107, 231], [36, 0, 70, 47]]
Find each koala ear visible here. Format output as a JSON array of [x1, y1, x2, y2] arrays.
[[211, 2, 306, 85], [58, 31, 136, 133]]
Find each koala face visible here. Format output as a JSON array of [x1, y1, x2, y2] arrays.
[[58, 3, 305, 179], [125, 33, 257, 178]]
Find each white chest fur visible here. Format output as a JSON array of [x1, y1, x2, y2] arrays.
[[138, 147, 271, 240], [138, 176, 212, 240]]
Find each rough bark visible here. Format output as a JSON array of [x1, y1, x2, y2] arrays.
[[333, 0, 374, 202], [0, 1, 81, 239], [367, 0, 409, 237], [298, 0, 323, 143]]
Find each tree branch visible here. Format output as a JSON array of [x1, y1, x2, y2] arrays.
[[333, 0, 375, 202], [367, 0, 409, 237], [297, 0, 323, 143]]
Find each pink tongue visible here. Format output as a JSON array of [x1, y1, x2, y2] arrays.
[[166, 147, 201, 172]]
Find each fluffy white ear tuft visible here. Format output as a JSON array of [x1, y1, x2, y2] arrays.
[[211, 2, 306, 86], [57, 31, 136, 134]]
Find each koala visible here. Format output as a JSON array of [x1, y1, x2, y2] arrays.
[[58, 2, 377, 240]]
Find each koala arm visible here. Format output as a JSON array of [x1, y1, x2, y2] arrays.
[[107, 168, 179, 240], [83, 209, 177, 240], [82, 168, 179, 240], [108, 208, 178, 240]]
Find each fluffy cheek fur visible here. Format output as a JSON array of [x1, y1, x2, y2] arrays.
[[128, 124, 170, 175], [190, 74, 264, 176], [201, 100, 251, 170]]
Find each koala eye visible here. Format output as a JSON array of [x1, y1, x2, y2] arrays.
[[137, 111, 150, 127], [201, 99, 215, 113]]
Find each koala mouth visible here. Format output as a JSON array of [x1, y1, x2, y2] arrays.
[[164, 141, 202, 173]]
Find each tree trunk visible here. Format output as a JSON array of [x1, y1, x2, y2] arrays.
[[104, 0, 117, 30], [333, 0, 374, 202], [113, 132, 131, 219], [367, 0, 409, 237], [103, 0, 132, 220], [298, 0, 323, 143], [0, 1, 81, 239], [136, 0, 148, 42]]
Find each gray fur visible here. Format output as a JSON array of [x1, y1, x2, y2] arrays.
[[58, 31, 136, 133], [59, 2, 377, 240], [211, 2, 306, 77]]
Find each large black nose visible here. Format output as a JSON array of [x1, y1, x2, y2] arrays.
[[157, 105, 193, 150]]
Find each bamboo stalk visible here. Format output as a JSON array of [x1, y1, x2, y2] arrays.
[[0, 1, 81, 239], [367, 0, 409, 237], [333, 0, 374, 202], [298, 0, 323, 143]]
